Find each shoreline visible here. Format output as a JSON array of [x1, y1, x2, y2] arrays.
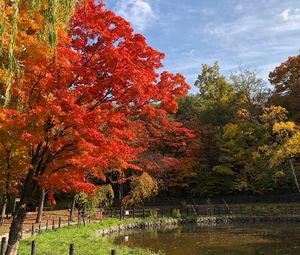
[[96, 215, 300, 237], [14, 216, 300, 254]]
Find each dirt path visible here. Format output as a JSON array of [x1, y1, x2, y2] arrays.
[[0, 209, 79, 237]]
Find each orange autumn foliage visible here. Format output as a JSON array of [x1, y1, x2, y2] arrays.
[[0, 0, 190, 198], [1, 1, 193, 253]]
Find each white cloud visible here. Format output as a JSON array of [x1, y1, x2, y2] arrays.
[[280, 8, 300, 21], [199, 2, 300, 82], [204, 15, 264, 43], [114, 0, 158, 31], [110, 0, 300, 91], [280, 8, 291, 20], [205, 6, 300, 44]]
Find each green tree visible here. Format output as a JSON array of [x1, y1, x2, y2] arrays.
[[175, 63, 238, 195], [195, 62, 233, 102], [214, 119, 280, 194], [176, 64, 295, 196], [230, 68, 270, 117], [75, 185, 114, 223], [194, 62, 237, 127]]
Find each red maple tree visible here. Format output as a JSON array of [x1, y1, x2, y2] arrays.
[[1, 1, 190, 253]]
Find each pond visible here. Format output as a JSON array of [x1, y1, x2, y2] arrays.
[[111, 223, 300, 255]]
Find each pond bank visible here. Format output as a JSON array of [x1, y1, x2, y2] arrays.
[[96, 215, 300, 236], [17, 215, 300, 254], [18, 218, 166, 255]]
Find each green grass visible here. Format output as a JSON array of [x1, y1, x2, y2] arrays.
[[16, 211, 300, 254], [18, 218, 166, 255]]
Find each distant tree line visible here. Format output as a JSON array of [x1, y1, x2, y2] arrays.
[[168, 57, 300, 196]]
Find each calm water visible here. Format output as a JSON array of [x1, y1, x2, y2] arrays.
[[112, 223, 300, 255]]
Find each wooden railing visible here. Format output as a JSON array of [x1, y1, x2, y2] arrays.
[[103, 204, 300, 218]]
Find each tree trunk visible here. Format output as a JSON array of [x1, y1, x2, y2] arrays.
[[0, 194, 8, 225], [35, 188, 46, 223], [69, 197, 76, 222], [99, 208, 103, 222], [119, 182, 123, 221], [1, 169, 11, 225], [82, 207, 86, 226], [5, 171, 36, 255], [77, 209, 81, 226], [289, 159, 300, 193], [5, 202, 26, 255]]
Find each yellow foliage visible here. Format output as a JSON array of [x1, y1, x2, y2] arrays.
[[258, 105, 300, 167], [123, 172, 158, 206], [0, 0, 77, 106], [236, 108, 250, 121], [223, 123, 238, 139], [269, 122, 299, 166], [260, 106, 288, 125], [273, 121, 296, 133]]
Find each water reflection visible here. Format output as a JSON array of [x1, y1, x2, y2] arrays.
[[111, 223, 300, 255]]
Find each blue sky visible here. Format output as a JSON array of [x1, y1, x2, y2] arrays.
[[105, 0, 300, 93]]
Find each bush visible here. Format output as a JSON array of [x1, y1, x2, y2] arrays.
[[247, 204, 281, 216], [172, 208, 181, 218], [267, 205, 281, 216], [150, 209, 158, 218], [180, 200, 187, 208]]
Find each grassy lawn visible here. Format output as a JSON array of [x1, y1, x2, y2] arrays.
[[18, 218, 164, 255]]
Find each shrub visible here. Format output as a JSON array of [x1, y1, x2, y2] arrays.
[[172, 208, 181, 218], [150, 209, 158, 218]]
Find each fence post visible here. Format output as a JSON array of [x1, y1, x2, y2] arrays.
[[46, 220, 49, 231], [251, 206, 255, 216], [143, 208, 145, 218], [77, 214, 80, 226], [52, 218, 55, 230], [99, 209, 103, 222], [31, 223, 35, 236], [68, 217, 70, 227], [38, 223, 41, 234], [132, 208, 135, 219], [31, 240, 36, 255], [69, 243, 74, 255], [111, 209, 113, 218], [59, 217, 61, 228], [0, 237, 6, 255], [111, 249, 116, 255]]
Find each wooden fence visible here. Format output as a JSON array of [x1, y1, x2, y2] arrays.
[[103, 203, 300, 218], [0, 214, 101, 255]]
